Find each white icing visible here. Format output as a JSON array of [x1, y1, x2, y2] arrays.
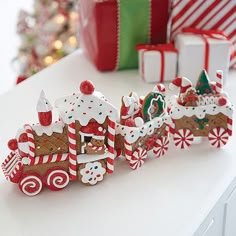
[[116, 114, 170, 144], [32, 121, 65, 136], [80, 161, 106, 185], [197, 95, 218, 106], [169, 96, 233, 120], [37, 90, 53, 112], [55, 91, 118, 125]]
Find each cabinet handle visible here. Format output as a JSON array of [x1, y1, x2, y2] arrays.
[[201, 218, 215, 236]]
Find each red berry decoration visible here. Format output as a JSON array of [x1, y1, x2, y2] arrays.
[[19, 133, 28, 142], [80, 80, 95, 95], [218, 97, 227, 106], [125, 118, 135, 127], [8, 139, 18, 151]]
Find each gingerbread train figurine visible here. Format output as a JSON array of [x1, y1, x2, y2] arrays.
[[115, 84, 170, 170], [1, 80, 118, 196], [168, 70, 233, 149]]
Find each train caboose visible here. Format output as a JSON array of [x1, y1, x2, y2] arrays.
[[168, 70, 233, 149], [2, 80, 118, 196]]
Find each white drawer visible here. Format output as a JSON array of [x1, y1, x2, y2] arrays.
[[195, 204, 224, 236], [224, 186, 236, 236]]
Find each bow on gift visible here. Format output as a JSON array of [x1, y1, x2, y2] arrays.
[[136, 43, 178, 83], [122, 92, 140, 117], [136, 43, 178, 53], [181, 27, 230, 72]]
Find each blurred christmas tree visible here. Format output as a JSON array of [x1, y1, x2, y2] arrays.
[[14, 0, 79, 84]]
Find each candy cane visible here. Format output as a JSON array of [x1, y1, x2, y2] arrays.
[[124, 140, 133, 162], [24, 124, 35, 159], [216, 70, 223, 94], [107, 118, 116, 174], [68, 122, 77, 180], [169, 77, 192, 99], [29, 153, 69, 166], [153, 83, 166, 95], [227, 117, 233, 136]]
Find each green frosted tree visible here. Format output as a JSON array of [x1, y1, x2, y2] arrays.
[[195, 70, 213, 95]]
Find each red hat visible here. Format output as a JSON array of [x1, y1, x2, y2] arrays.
[[93, 127, 105, 140]]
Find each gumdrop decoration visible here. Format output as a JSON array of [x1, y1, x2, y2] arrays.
[[80, 80, 95, 95]]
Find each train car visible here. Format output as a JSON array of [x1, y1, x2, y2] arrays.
[[115, 85, 170, 170], [168, 70, 233, 149], [1, 80, 118, 196]]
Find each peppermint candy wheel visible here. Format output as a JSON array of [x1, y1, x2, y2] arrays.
[[153, 136, 170, 158], [208, 128, 229, 148], [18, 172, 43, 196], [129, 147, 147, 170], [173, 128, 194, 149], [43, 167, 70, 191]]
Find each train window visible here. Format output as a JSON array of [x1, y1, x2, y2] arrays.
[[84, 136, 92, 143]]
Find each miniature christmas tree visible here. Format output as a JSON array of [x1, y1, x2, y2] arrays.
[[14, 0, 79, 84], [195, 70, 213, 95]]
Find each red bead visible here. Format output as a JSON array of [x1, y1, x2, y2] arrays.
[[80, 80, 95, 95], [125, 118, 135, 127], [218, 97, 227, 106], [19, 133, 28, 142], [8, 139, 18, 150]]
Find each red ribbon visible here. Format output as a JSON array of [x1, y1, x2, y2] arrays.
[[136, 43, 178, 83], [181, 27, 228, 72]]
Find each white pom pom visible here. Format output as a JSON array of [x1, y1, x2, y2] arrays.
[[135, 117, 144, 127], [98, 127, 103, 132]]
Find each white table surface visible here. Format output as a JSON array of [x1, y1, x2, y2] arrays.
[[0, 50, 235, 236]]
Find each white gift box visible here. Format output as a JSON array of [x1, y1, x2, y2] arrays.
[[137, 44, 178, 83], [175, 33, 230, 85]]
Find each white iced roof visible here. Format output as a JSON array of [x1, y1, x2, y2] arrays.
[[55, 91, 118, 125]]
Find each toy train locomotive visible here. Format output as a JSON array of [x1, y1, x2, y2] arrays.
[[1, 70, 233, 196]]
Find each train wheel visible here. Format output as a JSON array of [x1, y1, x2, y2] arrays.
[[153, 136, 169, 158], [18, 172, 43, 197], [78, 160, 106, 186], [208, 127, 229, 148], [129, 147, 147, 170], [173, 128, 194, 149], [44, 167, 70, 191]]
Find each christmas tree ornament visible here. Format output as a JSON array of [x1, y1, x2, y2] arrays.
[[15, 0, 79, 83]]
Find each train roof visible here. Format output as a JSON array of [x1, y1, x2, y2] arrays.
[[55, 90, 118, 125]]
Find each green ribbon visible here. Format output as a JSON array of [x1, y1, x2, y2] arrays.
[[118, 0, 150, 70]]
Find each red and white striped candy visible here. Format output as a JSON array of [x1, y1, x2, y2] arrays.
[[208, 127, 229, 148], [68, 122, 77, 180], [129, 147, 147, 170], [24, 124, 35, 159], [173, 128, 194, 149], [216, 70, 223, 94], [153, 136, 170, 158], [227, 117, 233, 136], [106, 118, 116, 174], [153, 84, 166, 95]]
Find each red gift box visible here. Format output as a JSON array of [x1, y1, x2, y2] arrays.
[[79, 0, 170, 71]]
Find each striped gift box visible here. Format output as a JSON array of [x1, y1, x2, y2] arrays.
[[169, 0, 236, 68]]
